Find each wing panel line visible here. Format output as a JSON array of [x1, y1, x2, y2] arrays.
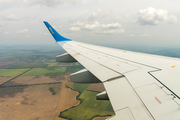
[[66, 47, 124, 76], [104, 77, 155, 120], [77, 44, 161, 70], [148, 70, 180, 99], [122, 76, 155, 120], [65, 45, 155, 119]]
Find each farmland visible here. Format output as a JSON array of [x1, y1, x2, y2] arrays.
[[0, 83, 61, 120], [0, 45, 114, 120], [60, 90, 114, 120], [0, 69, 29, 77], [0, 77, 13, 85], [5, 61, 48, 69], [22, 67, 67, 76], [59, 81, 114, 120], [2, 76, 64, 87]]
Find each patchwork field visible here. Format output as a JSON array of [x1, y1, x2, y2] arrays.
[[22, 67, 66, 76], [0, 83, 61, 120], [2, 76, 64, 86], [60, 90, 114, 120], [59, 82, 114, 120], [73, 83, 91, 93], [0, 77, 14, 85], [48, 63, 59, 67], [93, 116, 110, 120], [54, 73, 80, 120], [0, 61, 18, 68], [5, 61, 48, 69], [0, 69, 29, 77], [0, 46, 116, 120], [0, 57, 18, 68], [86, 83, 105, 92]]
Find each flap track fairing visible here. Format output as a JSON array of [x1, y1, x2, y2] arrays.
[[96, 91, 109, 100], [70, 69, 101, 83], [56, 53, 77, 63]]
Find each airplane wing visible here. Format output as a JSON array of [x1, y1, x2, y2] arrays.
[[44, 21, 180, 120]]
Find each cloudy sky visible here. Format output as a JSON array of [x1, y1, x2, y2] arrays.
[[0, 0, 180, 47]]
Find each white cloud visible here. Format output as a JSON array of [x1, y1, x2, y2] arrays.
[[16, 29, 28, 33], [68, 9, 125, 34], [69, 27, 80, 31], [0, 23, 4, 27], [131, 20, 137, 23], [0, 0, 83, 7], [69, 21, 124, 34], [84, 21, 100, 30], [114, 14, 134, 23], [79, 9, 112, 22], [168, 15, 177, 23], [44, 32, 49, 35], [129, 34, 135, 37], [75, 21, 84, 26], [0, 0, 11, 3], [5, 14, 19, 20], [140, 34, 151, 36], [102, 23, 121, 29], [3, 32, 9, 34], [138, 7, 177, 25], [96, 29, 124, 34]]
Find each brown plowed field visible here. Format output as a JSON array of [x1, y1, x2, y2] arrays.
[[67, 81, 74, 89], [2, 76, 64, 86], [93, 116, 110, 120], [54, 73, 80, 120], [0, 77, 13, 85], [86, 83, 105, 92], [0, 83, 61, 120], [0, 57, 18, 68]]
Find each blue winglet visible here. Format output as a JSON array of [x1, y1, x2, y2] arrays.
[[43, 21, 72, 42]]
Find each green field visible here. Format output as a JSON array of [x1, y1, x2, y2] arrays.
[[0, 69, 29, 77], [60, 90, 114, 120], [65, 66, 84, 73], [73, 83, 91, 93], [47, 63, 59, 67], [22, 67, 66, 76], [60, 83, 114, 120], [5, 61, 48, 69]]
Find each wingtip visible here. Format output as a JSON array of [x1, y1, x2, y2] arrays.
[[43, 21, 48, 24], [43, 21, 72, 42]]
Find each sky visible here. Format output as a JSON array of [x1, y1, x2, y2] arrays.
[[0, 0, 180, 47]]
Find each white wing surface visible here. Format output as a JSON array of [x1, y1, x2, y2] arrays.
[[44, 21, 180, 120]]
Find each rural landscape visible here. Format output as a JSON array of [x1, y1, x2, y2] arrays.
[[0, 44, 180, 120], [0, 44, 114, 120]]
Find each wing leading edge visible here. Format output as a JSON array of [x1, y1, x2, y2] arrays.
[[44, 21, 180, 120]]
